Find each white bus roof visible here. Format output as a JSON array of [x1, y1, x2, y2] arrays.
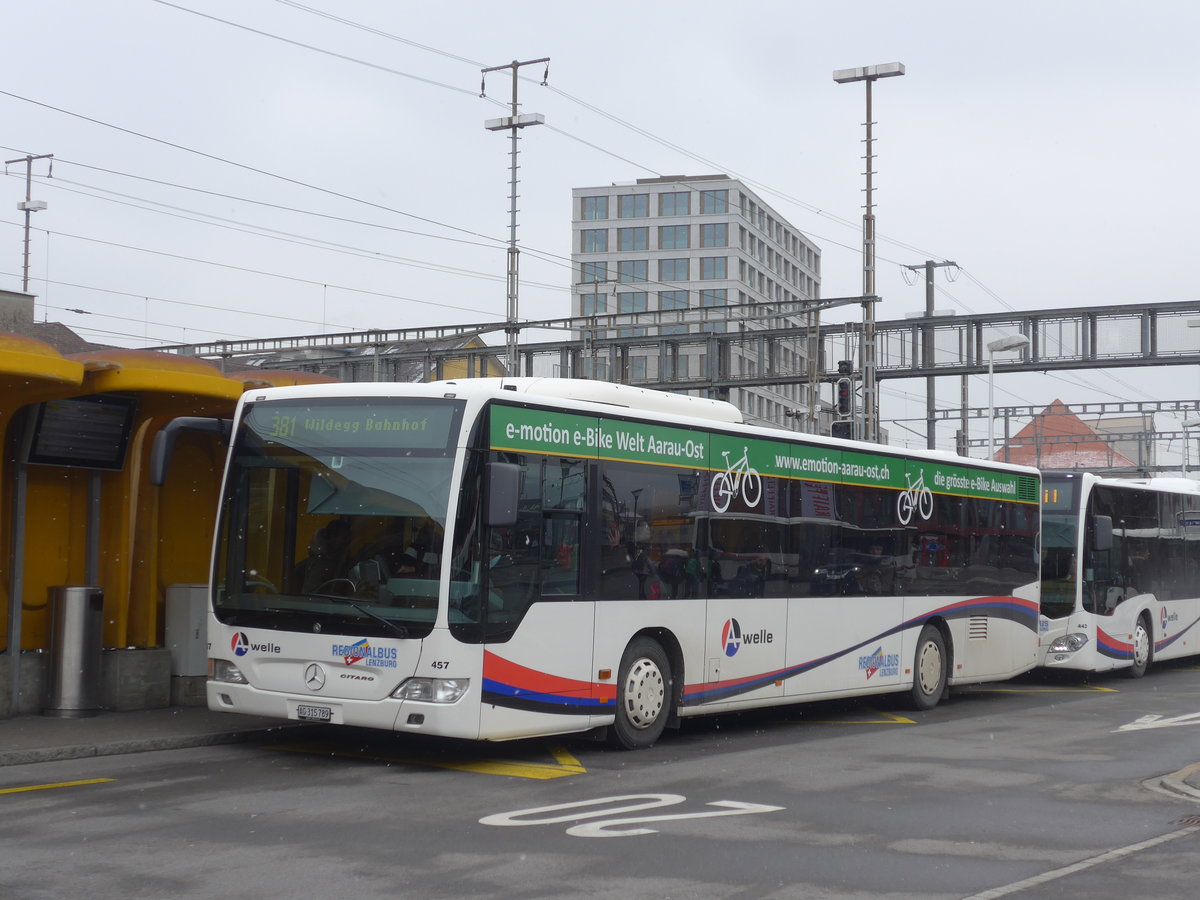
[[436, 377, 743, 424]]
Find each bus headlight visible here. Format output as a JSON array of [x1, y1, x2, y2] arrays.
[[392, 678, 469, 703], [209, 658, 248, 684], [1048, 633, 1089, 653]]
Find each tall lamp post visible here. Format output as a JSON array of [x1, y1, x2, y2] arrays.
[[833, 62, 905, 444], [987, 334, 1030, 460]]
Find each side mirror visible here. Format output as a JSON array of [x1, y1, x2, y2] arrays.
[[484, 462, 521, 528], [1091, 514, 1113, 552], [150, 417, 232, 486]]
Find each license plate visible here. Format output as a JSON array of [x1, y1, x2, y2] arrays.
[[296, 704, 332, 721]]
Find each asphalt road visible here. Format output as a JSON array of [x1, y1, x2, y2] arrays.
[[4, 662, 1200, 900]]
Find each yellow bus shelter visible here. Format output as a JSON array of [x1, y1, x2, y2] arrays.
[[1, 349, 348, 716], [0, 334, 85, 714], [2, 344, 245, 714]]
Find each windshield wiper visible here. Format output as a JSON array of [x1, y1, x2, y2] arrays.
[[308, 593, 410, 638]]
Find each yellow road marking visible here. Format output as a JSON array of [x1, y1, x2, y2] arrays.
[[964, 685, 1118, 694], [777, 709, 915, 726], [0, 778, 115, 795], [268, 742, 587, 780]]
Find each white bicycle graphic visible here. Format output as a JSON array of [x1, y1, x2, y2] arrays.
[[709, 447, 762, 513], [896, 470, 934, 524]]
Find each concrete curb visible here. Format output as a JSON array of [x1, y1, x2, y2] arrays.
[[0, 724, 299, 768], [1144, 762, 1200, 803]]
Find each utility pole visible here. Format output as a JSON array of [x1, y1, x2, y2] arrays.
[[806, 305, 820, 433], [959, 374, 969, 457], [833, 63, 905, 443], [482, 57, 548, 378], [903, 259, 956, 449], [5, 153, 53, 292]]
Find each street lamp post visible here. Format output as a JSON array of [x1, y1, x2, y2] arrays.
[[833, 62, 905, 444], [987, 334, 1031, 460]]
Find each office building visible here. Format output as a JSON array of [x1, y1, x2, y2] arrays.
[[571, 174, 821, 428]]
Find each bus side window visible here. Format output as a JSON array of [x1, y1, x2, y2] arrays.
[[542, 514, 580, 596]]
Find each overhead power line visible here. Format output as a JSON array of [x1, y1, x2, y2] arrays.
[[0, 89, 506, 247], [0, 219, 502, 318], [3, 170, 566, 292], [150, 1, 480, 97]]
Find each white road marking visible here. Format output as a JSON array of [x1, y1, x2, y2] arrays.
[[480, 794, 684, 827], [480, 793, 784, 838], [565, 800, 784, 838], [1115, 712, 1200, 732], [961, 825, 1200, 900]]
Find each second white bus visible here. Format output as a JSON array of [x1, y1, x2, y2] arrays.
[[1040, 471, 1200, 676]]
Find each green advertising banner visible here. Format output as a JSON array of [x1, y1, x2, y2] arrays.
[[490, 404, 1037, 505], [706, 432, 1037, 504], [490, 405, 710, 469]]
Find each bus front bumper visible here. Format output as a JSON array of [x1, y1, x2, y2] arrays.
[[206, 680, 482, 739]]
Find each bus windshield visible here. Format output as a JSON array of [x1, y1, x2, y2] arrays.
[[212, 397, 465, 638], [1040, 474, 1082, 619]]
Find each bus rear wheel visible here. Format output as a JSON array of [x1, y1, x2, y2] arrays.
[[908, 624, 947, 711], [1126, 615, 1152, 678], [609, 637, 672, 750]]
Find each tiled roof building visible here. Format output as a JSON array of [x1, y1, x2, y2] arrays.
[[995, 399, 1139, 469]]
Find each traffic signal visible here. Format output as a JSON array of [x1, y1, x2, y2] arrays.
[[835, 377, 853, 417], [837, 359, 854, 376], [831, 421, 853, 439]]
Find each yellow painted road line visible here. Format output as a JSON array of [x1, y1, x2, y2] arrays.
[[0, 778, 115, 795], [964, 685, 1118, 694], [267, 742, 587, 780], [549, 745, 585, 769]]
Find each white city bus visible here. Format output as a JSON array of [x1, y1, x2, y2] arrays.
[[1039, 471, 1200, 676], [195, 378, 1041, 748]]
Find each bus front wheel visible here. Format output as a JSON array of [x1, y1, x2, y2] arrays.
[[1126, 615, 1152, 679], [610, 637, 672, 750], [908, 624, 947, 711]]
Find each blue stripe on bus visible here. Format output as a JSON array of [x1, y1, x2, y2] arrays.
[[1155, 613, 1200, 654], [1095, 628, 1132, 660], [481, 679, 611, 716], [682, 595, 1037, 706]]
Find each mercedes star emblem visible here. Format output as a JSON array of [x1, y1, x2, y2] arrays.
[[304, 663, 326, 692]]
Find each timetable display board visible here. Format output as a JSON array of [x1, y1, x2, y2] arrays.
[[25, 394, 138, 471]]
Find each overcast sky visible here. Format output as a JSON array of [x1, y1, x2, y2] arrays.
[[3, 0, 1197, 455]]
